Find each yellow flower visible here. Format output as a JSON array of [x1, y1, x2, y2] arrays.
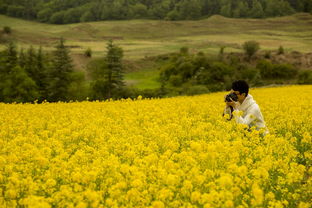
[[152, 201, 165, 208], [0, 85, 311, 207], [251, 183, 263, 206]]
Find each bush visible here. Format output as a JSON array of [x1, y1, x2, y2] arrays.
[[241, 68, 260, 83], [278, 45, 284, 55], [3, 26, 11, 34], [219, 46, 225, 55], [180, 47, 189, 55], [257, 60, 297, 79], [184, 85, 209, 96], [264, 51, 271, 59], [243, 41, 260, 60], [298, 70, 312, 84], [49, 11, 65, 24], [84, 48, 92, 57], [272, 64, 297, 79], [257, 60, 273, 79], [169, 74, 183, 87]]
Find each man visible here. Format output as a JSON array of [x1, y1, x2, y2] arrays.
[[223, 80, 268, 134]]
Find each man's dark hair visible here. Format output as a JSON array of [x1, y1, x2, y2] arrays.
[[232, 80, 249, 96]]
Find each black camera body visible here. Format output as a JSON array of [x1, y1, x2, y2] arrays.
[[225, 92, 238, 102], [224, 92, 238, 121]]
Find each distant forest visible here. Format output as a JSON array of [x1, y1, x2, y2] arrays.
[[0, 0, 311, 24]]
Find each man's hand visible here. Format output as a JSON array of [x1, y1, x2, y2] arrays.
[[225, 100, 239, 109]]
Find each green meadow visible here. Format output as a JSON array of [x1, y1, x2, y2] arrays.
[[1, 13, 312, 89]]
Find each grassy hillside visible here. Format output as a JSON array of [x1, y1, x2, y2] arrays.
[[1, 13, 312, 90], [1, 13, 312, 59]]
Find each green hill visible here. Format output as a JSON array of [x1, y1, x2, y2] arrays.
[[1, 13, 312, 59], [1, 13, 312, 90]]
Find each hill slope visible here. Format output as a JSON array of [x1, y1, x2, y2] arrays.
[[1, 13, 312, 60]]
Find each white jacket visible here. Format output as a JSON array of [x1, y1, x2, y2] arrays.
[[224, 94, 268, 132]]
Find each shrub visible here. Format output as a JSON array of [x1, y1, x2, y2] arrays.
[[257, 60, 297, 79], [169, 74, 183, 87], [219, 46, 225, 55], [272, 64, 297, 79], [184, 85, 209, 95], [3, 26, 11, 34], [278, 45, 284, 55], [243, 41, 260, 60], [241, 67, 260, 83], [84, 48, 92, 57], [179, 47, 189, 55], [257, 60, 273, 79], [298, 70, 312, 84], [264, 51, 271, 59]]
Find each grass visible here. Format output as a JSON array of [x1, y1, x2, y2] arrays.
[[1, 13, 312, 58], [124, 68, 161, 90], [1, 13, 312, 89]]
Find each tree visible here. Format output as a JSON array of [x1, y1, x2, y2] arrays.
[[24, 46, 37, 79], [243, 40, 260, 60], [249, 0, 264, 18], [178, 0, 202, 20], [36, 46, 49, 100], [0, 42, 18, 87], [37, 8, 53, 22], [0, 42, 39, 102], [220, 3, 232, 17], [233, 1, 249, 17], [265, 0, 295, 17], [6, 42, 19, 68], [49, 11, 65, 24], [128, 3, 148, 19], [48, 38, 74, 101], [91, 40, 124, 99], [1, 65, 39, 103]]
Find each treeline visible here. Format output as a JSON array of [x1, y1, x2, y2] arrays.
[[0, 39, 162, 103], [0, 0, 311, 23], [1, 39, 312, 103], [0, 39, 88, 103]]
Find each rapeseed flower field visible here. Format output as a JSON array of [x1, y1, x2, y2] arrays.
[[0, 85, 311, 208]]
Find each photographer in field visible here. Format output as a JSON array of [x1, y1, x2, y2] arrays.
[[223, 80, 268, 134]]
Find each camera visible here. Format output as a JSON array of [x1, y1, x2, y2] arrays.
[[225, 92, 238, 102]]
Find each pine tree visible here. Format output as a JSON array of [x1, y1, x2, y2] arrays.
[[48, 38, 74, 101], [24, 46, 37, 79], [233, 1, 249, 17], [36, 46, 49, 100], [0, 42, 18, 101], [105, 39, 124, 98], [18, 48, 26, 68], [4, 42, 18, 72], [91, 40, 124, 99], [250, 0, 264, 18], [220, 2, 232, 17]]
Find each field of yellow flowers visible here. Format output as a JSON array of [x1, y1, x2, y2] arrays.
[[0, 85, 311, 208]]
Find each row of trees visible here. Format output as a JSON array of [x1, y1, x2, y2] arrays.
[[0, 40, 77, 102], [0, 0, 311, 23], [1, 39, 312, 103], [0, 39, 127, 103]]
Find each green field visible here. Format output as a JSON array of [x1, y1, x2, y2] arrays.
[[1, 13, 312, 58], [1, 13, 312, 89]]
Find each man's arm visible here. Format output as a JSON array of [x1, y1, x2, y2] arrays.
[[232, 105, 260, 126]]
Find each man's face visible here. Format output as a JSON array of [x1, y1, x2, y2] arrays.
[[232, 90, 246, 104]]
